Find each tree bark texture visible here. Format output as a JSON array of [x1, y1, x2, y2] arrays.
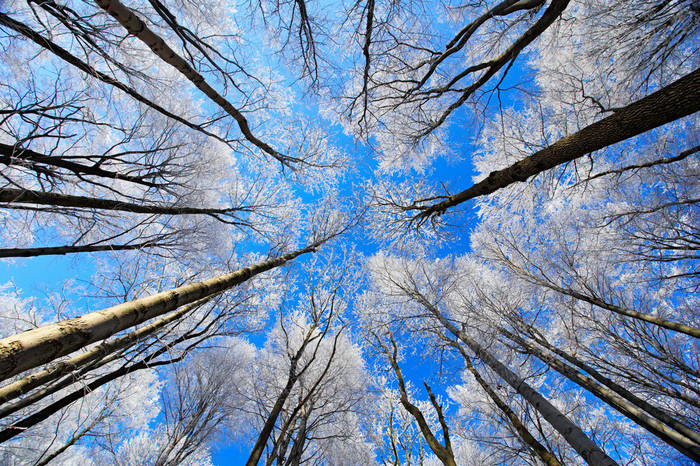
[[0, 244, 318, 382], [0, 298, 207, 410], [412, 67, 700, 222]]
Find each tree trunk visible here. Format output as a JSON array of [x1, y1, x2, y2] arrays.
[[380, 336, 457, 466], [447, 339, 562, 466], [0, 240, 163, 258], [539, 282, 700, 338], [0, 188, 246, 217], [0, 298, 208, 411], [0, 328, 205, 443], [529, 329, 700, 437], [0, 244, 318, 382], [500, 329, 700, 462], [0, 143, 161, 188], [93, 0, 290, 164], [0, 12, 220, 142], [246, 363, 300, 466], [411, 67, 700, 223], [285, 406, 309, 466], [410, 293, 619, 466]]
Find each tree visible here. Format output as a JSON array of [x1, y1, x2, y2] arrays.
[[245, 252, 372, 465], [1, 0, 698, 463], [365, 255, 619, 465]]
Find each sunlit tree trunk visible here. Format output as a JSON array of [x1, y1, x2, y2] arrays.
[[0, 298, 209, 412], [445, 338, 562, 466], [408, 292, 619, 466], [0, 243, 319, 382], [0, 322, 208, 443]]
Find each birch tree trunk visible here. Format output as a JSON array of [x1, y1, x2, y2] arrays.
[[500, 329, 700, 462], [0, 244, 319, 382], [408, 293, 619, 466], [0, 298, 209, 411]]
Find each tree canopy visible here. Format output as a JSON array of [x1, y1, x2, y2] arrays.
[[0, 0, 698, 464]]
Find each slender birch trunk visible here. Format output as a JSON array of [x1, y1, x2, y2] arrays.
[[409, 293, 619, 466], [0, 244, 319, 382], [446, 339, 562, 466], [410, 67, 700, 224], [500, 329, 700, 462]]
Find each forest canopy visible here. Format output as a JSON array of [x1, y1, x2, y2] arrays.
[[0, 0, 698, 464]]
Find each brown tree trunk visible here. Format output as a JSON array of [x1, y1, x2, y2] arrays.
[[0, 244, 319, 382], [379, 336, 457, 466], [411, 67, 700, 223]]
